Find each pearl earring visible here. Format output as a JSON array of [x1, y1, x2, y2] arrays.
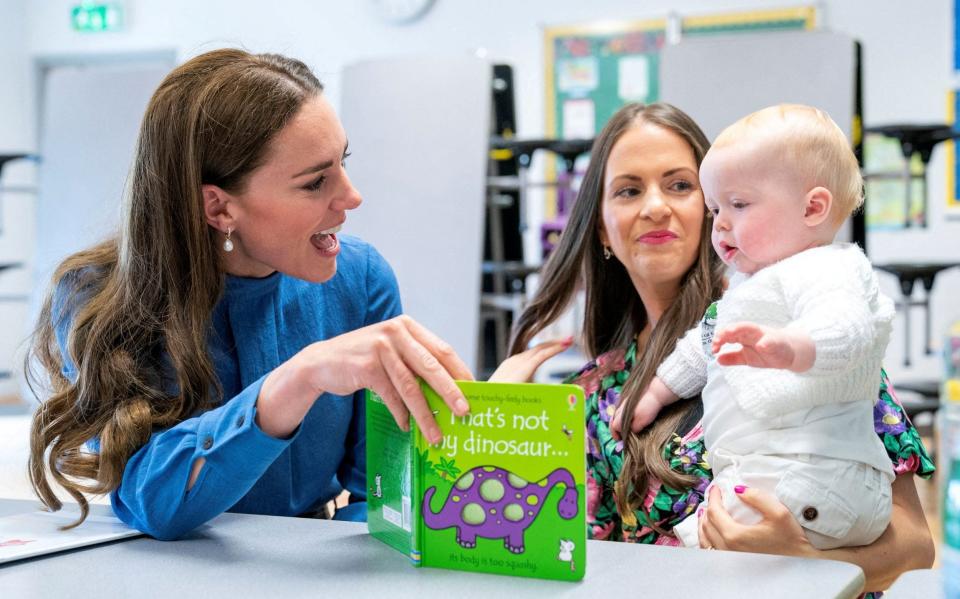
[[603, 245, 612, 260], [223, 228, 234, 252]]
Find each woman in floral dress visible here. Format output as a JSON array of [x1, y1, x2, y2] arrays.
[[493, 102, 934, 594]]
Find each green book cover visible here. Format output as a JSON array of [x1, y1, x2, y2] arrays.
[[366, 380, 586, 581]]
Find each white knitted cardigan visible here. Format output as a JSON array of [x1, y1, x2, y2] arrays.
[[657, 243, 895, 420]]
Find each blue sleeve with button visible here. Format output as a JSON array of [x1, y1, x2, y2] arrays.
[[332, 244, 402, 522], [53, 286, 296, 540], [111, 376, 296, 540]]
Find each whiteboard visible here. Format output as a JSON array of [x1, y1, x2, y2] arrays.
[[660, 30, 856, 142], [339, 56, 491, 373]]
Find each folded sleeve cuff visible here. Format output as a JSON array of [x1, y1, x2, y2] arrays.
[[656, 327, 707, 399]]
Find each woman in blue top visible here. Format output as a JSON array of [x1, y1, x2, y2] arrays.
[[27, 49, 472, 540]]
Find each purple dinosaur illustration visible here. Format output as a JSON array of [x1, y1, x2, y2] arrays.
[[422, 466, 578, 554]]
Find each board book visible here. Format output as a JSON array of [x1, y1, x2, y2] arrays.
[[366, 381, 586, 581]]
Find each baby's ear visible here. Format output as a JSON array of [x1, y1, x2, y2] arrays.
[[802, 186, 833, 227]]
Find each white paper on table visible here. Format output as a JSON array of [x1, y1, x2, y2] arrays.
[[0, 504, 142, 564]]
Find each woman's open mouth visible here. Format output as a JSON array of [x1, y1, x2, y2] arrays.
[[311, 224, 342, 257]]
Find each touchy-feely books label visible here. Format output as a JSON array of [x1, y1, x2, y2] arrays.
[[366, 381, 586, 581]]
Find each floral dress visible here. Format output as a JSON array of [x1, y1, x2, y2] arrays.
[[568, 340, 935, 596]]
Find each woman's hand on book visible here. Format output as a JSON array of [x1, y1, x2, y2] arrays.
[[258, 315, 473, 444], [488, 337, 573, 383]]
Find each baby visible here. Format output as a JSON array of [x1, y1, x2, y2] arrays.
[[626, 104, 895, 550]]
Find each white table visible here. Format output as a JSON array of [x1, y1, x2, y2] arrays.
[[0, 499, 865, 598], [884, 567, 942, 598]]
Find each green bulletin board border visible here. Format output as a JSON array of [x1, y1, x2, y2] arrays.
[[681, 6, 816, 36]]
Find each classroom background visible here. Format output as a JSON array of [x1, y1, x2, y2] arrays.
[[0, 0, 958, 590]]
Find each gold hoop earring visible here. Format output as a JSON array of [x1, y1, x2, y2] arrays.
[[223, 228, 234, 253]]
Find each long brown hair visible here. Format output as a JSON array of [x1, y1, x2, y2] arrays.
[[27, 49, 323, 527], [509, 102, 725, 525]]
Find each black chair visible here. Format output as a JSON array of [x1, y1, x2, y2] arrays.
[[0, 154, 30, 175]]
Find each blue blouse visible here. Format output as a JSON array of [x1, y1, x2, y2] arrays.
[[54, 236, 402, 539]]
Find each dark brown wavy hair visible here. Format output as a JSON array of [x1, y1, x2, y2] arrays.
[[27, 49, 323, 527], [509, 103, 725, 527]]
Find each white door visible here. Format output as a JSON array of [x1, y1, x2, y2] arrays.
[[15, 58, 172, 400], [35, 60, 172, 285]]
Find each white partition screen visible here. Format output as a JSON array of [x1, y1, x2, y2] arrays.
[[340, 56, 491, 373], [660, 31, 856, 141]]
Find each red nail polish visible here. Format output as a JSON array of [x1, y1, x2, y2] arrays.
[[734, 485, 747, 494]]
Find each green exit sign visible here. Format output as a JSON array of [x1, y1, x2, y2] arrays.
[[71, 3, 124, 32]]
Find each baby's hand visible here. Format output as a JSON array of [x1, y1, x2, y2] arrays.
[[611, 395, 661, 440], [712, 323, 814, 372], [611, 377, 677, 440]]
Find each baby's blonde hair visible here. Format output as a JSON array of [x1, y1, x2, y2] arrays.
[[713, 104, 863, 226]]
